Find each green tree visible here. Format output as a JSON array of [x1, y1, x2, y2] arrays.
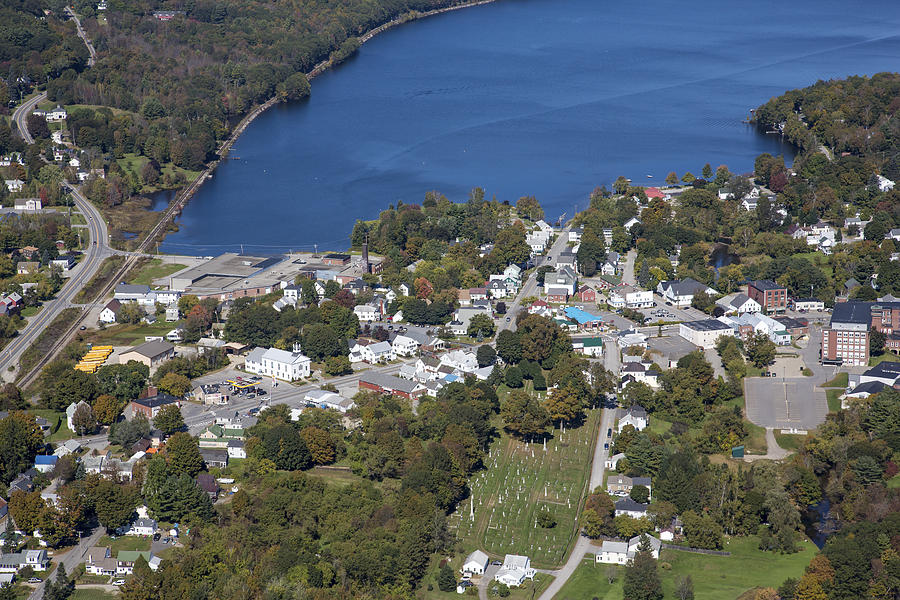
[[153, 404, 185, 435], [476, 345, 496, 367], [92, 394, 124, 425], [702, 163, 713, 179], [0, 412, 45, 484], [504, 366, 523, 388], [166, 432, 204, 477], [500, 390, 549, 441], [157, 372, 191, 398], [870, 328, 886, 356], [467, 313, 495, 339], [543, 386, 583, 425], [71, 402, 97, 436], [437, 564, 456, 592], [109, 414, 151, 448], [745, 333, 776, 368], [301, 323, 343, 361], [91, 478, 140, 531], [665, 172, 678, 185], [630, 484, 650, 504], [324, 355, 352, 376], [623, 536, 663, 600], [496, 330, 522, 364], [148, 473, 213, 523]]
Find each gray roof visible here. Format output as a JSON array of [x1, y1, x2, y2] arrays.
[[662, 278, 709, 296], [115, 283, 151, 295], [359, 372, 420, 394], [615, 498, 648, 512], [750, 279, 783, 291], [683, 319, 731, 332], [125, 339, 174, 359]]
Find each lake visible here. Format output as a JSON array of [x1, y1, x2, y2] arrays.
[[159, 0, 900, 255]]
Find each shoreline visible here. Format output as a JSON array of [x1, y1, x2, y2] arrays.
[[148, 0, 500, 253]]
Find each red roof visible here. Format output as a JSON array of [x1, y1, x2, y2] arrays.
[[531, 300, 549, 307], [645, 187, 664, 199]]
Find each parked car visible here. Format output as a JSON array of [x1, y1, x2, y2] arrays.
[[153, 533, 161, 541], [112, 580, 126, 586], [607, 428, 612, 437], [604, 442, 609, 450], [28, 578, 42, 584]]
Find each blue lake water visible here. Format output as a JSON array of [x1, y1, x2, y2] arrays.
[[159, 0, 900, 255]]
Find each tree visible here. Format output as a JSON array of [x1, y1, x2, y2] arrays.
[[623, 536, 663, 600], [0, 412, 45, 484], [153, 405, 185, 435], [467, 313, 495, 339], [744, 333, 776, 368], [437, 564, 456, 592], [500, 390, 549, 441], [301, 323, 342, 361], [870, 327, 886, 356], [148, 473, 213, 523], [41, 368, 99, 412], [536, 508, 556, 528], [576, 231, 606, 276], [630, 484, 650, 504], [681, 172, 695, 184], [665, 172, 678, 184], [300, 427, 335, 465], [91, 478, 140, 531], [324, 356, 352, 376], [92, 395, 124, 425], [504, 366, 523, 388], [109, 414, 151, 448], [8, 490, 44, 534], [157, 372, 191, 398], [702, 163, 713, 179], [70, 403, 97, 436], [496, 330, 522, 364], [681, 510, 724, 549], [476, 345, 496, 367], [516, 195, 544, 221], [676, 575, 695, 600], [543, 386, 583, 425], [166, 432, 204, 477]]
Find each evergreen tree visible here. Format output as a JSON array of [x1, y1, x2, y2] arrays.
[[623, 536, 663, 600], [437, 564, 456, 592]]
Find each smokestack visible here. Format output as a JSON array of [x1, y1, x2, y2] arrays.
[[362, 234, 370, 274]]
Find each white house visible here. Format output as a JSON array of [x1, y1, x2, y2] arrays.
[[494, 555, 535, 587], [678, 319, 734, 349], [624, 217, 641, 231], [391, 334, 420, 357], [605, 452, 626, 470], [617, 405, 648, 432], [120, 518, 157, 537], [46, 105, 67, 122], [716, 293, 761, 315], [657, 278, 717, 308], [440, 349, 479, 373], [66, 400, 91, 432], [351, 340, 395, 364], [4, 179, 23, 193], [794, 298, 825, 312], [354, 304, 379, 322], [876, 175, 895, 192], [0, 550, 49, 573], [99, 299, 121, 324], [462, 550, 489, 575], [595, 535, 661, 565], [617, 329, 648, 349], [614, 498, 649, 519], [608, 286, 653, 309], [304, 389, 356, 413], [13, 198, 41, 211], [244, 346, 311, 381]]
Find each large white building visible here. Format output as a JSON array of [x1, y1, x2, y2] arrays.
[[678, 319, 734, 349], [245, 346, 311, 381], [494, 554, 535, 587], [595, 535, 661, 565]]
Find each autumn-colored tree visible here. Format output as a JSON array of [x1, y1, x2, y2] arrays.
[[543, 386, 584, 425], [157, 372, 192, 398], [300, 426, 336, 465], [92, 394, 124, 425], [793, 575, 827, 600], [414, 277, 433, 299]]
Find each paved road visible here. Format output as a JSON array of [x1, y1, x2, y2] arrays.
[[12, 91, 47, 145], [620, 250, 636, 286], [28, 527, 105, 600], [65, 6, 97, 66], [0, 184, 111, 380], [498, 225, 572, 335]]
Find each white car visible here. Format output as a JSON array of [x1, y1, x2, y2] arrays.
[[112, 580, 126, 586]]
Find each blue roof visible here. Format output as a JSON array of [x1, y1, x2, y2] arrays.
[[444, 374, 460, 383], [563, 306, 603, 325], [34, 455, 57, 465]]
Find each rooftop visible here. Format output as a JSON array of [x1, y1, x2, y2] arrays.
[[749, 279, 784, 291], [682, 319, 732, 332]]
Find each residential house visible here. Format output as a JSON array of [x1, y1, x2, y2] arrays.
[[547, 287, 569, 303], [66, 400, 91, 432], [614, 498, 649, 518], [528, 300, 552, 317], [624, 216, 641, 231], [46, 105, 67, 121], [609, 286, 653, 309], [0, 550, 49, 573], [199, 448, 228, 469], [349, 340, 395, 364], [556, 248, 577, 270], [53, 439, 82, 458], [620, 362, 659, 389], [606, 475, 652, 499], [618, 405, 648, 432], [3, 179, 23, 193], [449, 306, 491, 336], [304, 389, 356, 413], [876, 175, 895, 192], [595, 535, 661, 565], [85, 547, 116, 576], [196, 473, 219, 499], [657, 278, 717, 308], [119, 518, 157, 537], [16, 261, 38, 275], [193, 384, 229, 405], [440, 349, 479, 373], [119, 340, 175, 370], [116, 551, 152, 575], [227, 440, 246, 458], [568, 226, 584, 243], [198, 424, 244, 449], [391, 334, 420, 357], [13, 198, 41, 211], [244, 346, 311, 381], [493, 555, 535, 588], [99, 299, 122, 324], [33, 455, 57, 473], [543, 266, 577, 296], [353, 304, 379, 322], [716, 293, 761, 315], [605, 452, 626, 470]]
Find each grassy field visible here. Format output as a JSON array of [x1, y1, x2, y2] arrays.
[[70, 213, 87, 225], [71, 588, 118, 600], [97, 535, 151, 554], [21, 306, 42, 317], [86, 320, 176, 346], [127, 258, 187, 286], [554, 536, 815, 600], [116, 153, 201, 194], [449, 409, 600, 569], [821, 372, 847, 388], [888, 474, 900, 489], [18, 308, 81, 378], [869, 352, 900, 367], [774, 431, 805, 451], [825, 389, 842, 413]]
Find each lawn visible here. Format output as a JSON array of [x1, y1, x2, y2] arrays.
[[774, 431, 805, 451], [27, 409, 74, 442], [743, 420, 768, 455], [71, 589, 118, 600], [554, 536, 815, 600], [888, 474, 900, 490], [821, 372, 848, 388], [449, 409, 601, 569], [127, 258, 187, 286], [116, 153, 201, 194], [21, 306, 42, 317], [87, 320, 177, 346], [97, 535, 151, 554], [869, 352, 900, 367], [826, 389, 842, 413]]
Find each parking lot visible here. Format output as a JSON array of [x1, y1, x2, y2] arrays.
[[744, 376, 828, 431]]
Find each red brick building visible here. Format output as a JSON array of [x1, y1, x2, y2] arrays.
[[577, 285, 596, 303], [747, 280, 788, 312], [359, 372, 425, 400]]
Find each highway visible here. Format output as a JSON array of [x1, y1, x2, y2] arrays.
[[0, 184, 111, 381], [11, 91, 47, 145]]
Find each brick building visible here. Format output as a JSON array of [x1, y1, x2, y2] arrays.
[[747, 280, 788, 313], [821, 301, 900, 366]]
